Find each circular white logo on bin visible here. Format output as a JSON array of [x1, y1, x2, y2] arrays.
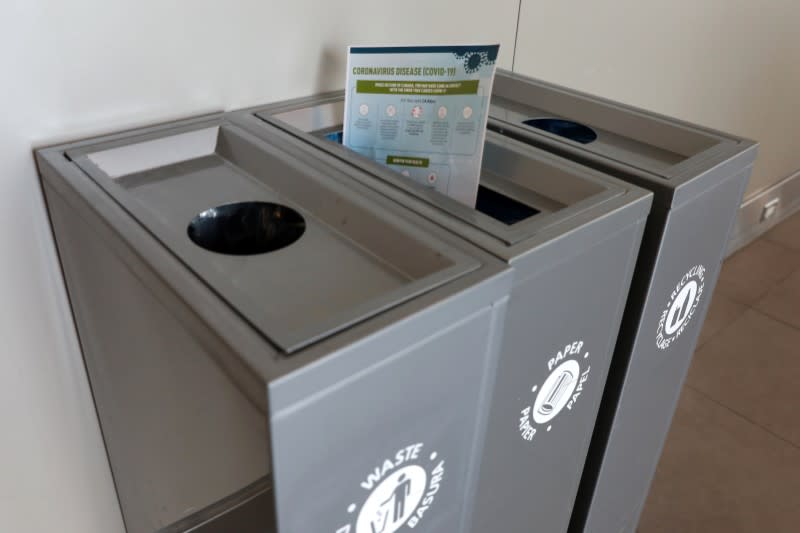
[[335, 443, 445, 533], [519, 340, 591, 444], [656, 265, 706, 350]]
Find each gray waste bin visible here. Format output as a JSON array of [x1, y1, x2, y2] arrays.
[[36, 116, 515, 533], [232, 96, 652, 533], [488, 69, 758, 533]]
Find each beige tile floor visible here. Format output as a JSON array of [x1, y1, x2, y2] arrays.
[[638, 211, 800, 532]]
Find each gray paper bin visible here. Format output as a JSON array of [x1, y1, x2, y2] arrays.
[[232, 95, 652, 533], [36, 116, 514, 533], [488, 69, 758, 533]]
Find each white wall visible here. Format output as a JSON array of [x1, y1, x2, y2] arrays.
[[0, 2, 518, 532], [514, 0, 800, 198]]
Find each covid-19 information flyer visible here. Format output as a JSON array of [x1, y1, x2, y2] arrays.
[[343, 45, 499, 207]]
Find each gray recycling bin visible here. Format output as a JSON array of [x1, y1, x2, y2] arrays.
[[488, 69, 758, 533], [36, 116, 515, 533], [232, 96, 652, 533]]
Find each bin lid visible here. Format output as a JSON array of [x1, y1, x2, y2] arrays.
[[248, 95, 649, 258], [488, 69, 757, 197], [64, 120, 481, 353]]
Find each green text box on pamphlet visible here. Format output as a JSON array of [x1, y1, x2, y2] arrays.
[[356, 80, 480, 95], [343, 45, 499, 207]]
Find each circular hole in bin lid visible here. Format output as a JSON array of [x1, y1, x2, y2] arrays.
[[522, 118, 598, 144], [187, 201, 305, 255]]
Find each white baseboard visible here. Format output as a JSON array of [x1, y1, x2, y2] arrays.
[[727, 169, 800, 257]]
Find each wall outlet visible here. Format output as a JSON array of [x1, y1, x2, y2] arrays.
[[761, 198, 780, 222]]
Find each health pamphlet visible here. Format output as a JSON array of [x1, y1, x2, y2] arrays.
[[343, 45, 500, 207]]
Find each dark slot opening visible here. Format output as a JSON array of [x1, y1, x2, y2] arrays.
[[522, 118, 598, 144], [188, 202, 305, 255], [324, 131, 344, 144], [475, 185, 540, 225]]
